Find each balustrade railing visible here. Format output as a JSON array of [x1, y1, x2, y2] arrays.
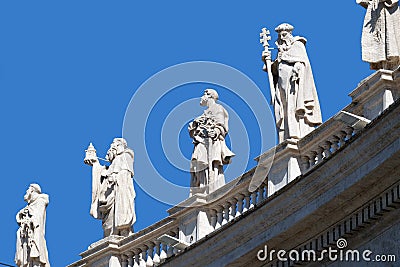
[[298, 111, 370, 173], [115, 166, 269, 267], [117, 221, 180, 267], [204, 171, 268, 231], [70, 111, 370, 267]]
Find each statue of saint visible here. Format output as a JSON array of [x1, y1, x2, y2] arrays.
[[15, 184, 50, 267], [357, 0, 400, 70], [262, 23, 322, 143], [84, 138, 136, 237], [188, 89, 235, 195]]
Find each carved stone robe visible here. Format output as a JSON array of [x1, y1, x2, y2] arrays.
[[189, 103, 235, 194], [272, 37, 322, 142], [357, 0, 400, 69], [90, 149, 136, 236], [15, 194, 50, 267]]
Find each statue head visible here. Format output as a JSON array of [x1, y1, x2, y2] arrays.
[[275, 23, 294, 46], [200, 88, 219, 107], [106, 138, 128, 162], [24, 183, 41, 203]]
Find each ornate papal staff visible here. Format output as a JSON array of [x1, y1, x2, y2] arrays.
[[260, 28, 276, 106]]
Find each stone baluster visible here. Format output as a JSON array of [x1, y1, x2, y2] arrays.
[[316, 146, 324, 163], [142, 243, 154, 267], [249, 191, 257, 209], [125, 252, 134, 267], [338, 131, 347, 147], [330, 136, 340, 153], [263, 183, 268, 199], [308, 151, 317, 167], [235, 195, 244, 217], [209, 209, 217, 229], [139, 248, 147, 267], [167, 242, 174, 258], [122, 254, 128, 267], [230, 198, 237, 221], [258, 185, 265, 203], [243, 192, 251, 213], [221, 203, 230, 225], [145, 243, 154, 267], [132, 250, 140, 267], [159, 242, 168, 261], [215, 206, 223, 229], [152, 241, 161, 265], [300, 155, 310, 172], [121, 252, 133, 267], [322, 141, 332, 158], [344, 126, 354, 140]]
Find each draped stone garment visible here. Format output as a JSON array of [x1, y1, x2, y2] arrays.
[[189, 103, 235, 192], [90, 149, 136, 236], [272, 37, 322, 142], [15, 194, 50, 267], [357, 0, 400, 69]]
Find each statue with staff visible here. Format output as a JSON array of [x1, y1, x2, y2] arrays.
[[260, 23, 322, 143]]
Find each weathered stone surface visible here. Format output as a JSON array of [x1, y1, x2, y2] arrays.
[[84, 138, 136, 237], [69, 27, 400, 267], [160, 96, 400, 267], [189, 89, 235, 195], [345, 69, 400, 120], [69, 89, 400, 267], [15, 184, 50, 267], [252, 139, 301, 196], [261, 23, 322, 143], [357, 0, 400, 70]]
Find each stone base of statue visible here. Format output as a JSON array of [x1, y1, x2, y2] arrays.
[[189, 172, 225, 196], [345, 69, 400, 120], [252, 139, 301, 197], [168, 194, 214, 244]]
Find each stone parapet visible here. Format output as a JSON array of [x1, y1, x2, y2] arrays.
[[160, 86, 400, 267], [345, 69, 400, 120], [68, 71, 400, 267]]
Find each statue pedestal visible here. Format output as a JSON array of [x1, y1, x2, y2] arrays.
[[255, 139, 301, 197], [346, 69, 400, 120], [168, 194, 214, 244]]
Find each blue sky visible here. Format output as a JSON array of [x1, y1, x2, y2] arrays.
[[0, 1, 374, 266]]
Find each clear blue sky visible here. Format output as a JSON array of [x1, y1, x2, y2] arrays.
[[0, 1, 373, 266]]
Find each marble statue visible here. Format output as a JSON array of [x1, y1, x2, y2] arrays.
[[357, 0, 400, 70], [188, 89, 235, 195], [261, 23, 322, 143], [84, 138, 136, 237], [15, 184, 50, 267]]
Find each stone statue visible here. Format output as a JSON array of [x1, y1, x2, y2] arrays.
[[15, 184, 50, 267], [261, 23, 322, 143], [357, 0, 400, 70], [188, 89, 235, 195], [84, 138, 136, 237]]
